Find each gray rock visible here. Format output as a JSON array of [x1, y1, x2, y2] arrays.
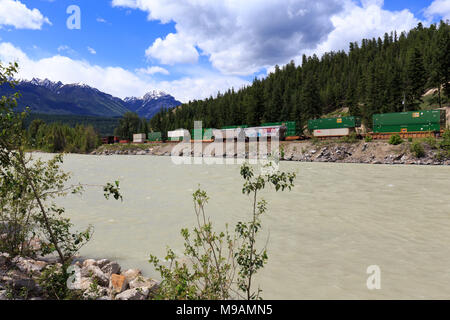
[[115, 287, 149, 300], [128, 277, 159, 292], [95, 259, 110, 269], [101, 262, 121, 276], [0, 290, 9, 300], [81, 265, 109, 287]]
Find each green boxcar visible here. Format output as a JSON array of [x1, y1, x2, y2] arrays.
[[147, 132, 162, 142], [262, 121, 297, 137], [373, 110, 445, 133], [190, 128, 214, 140], [308, 116, 361, 130]]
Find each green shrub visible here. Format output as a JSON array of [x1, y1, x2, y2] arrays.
[[388, 134, 403, 145], [421, 136, 437, 149], [440, 129, 450, 151], [365, 135, 373, 142], [149, 163, 296, 300], [410, 141, 425, 158], [341, 132, 359, 143], [408, 137, 413, 142]]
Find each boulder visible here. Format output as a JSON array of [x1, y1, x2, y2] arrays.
[[81, 265, 109, 287], [122, 269, 142, 282], [0, 290, 8, 300], [12, 257, 47, 274], [110, 274, 128, 294], [129, 277, 159, 293], [82, 259, 96, 268], [115, 287, 149, 301], [101, 262, 121, 276], [95, 259, 110, 269]]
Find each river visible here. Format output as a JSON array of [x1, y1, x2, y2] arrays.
[[39, 153, 450, 299]]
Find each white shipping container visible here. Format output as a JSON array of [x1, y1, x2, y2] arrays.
[[168, 129, 190, 138], [313, 128, 350, 137], [212, 128, 245, 140], [244, 126, 284, 139], [133, 133, 146, 143]]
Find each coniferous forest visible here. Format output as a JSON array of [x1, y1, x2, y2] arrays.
[[150, 22, 449, 134]]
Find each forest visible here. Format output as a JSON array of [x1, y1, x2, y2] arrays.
[[149, 22, 449, 135], [26, 119, 100, 153]]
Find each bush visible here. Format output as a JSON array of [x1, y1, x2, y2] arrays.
[[149, 162, 296, 300], [410, 141, 425, 158], [440, 129, 450, 151], [341, 132, 359, 143], [408, 137, 413, 142], [388, 134, 403, 145], [421, 136, 437, 149], [365, 135, 373, 142]]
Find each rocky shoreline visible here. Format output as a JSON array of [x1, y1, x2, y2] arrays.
[[91, 141, 450, 166], [0, 252, 159, 300]]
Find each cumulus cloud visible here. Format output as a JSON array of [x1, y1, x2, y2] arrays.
[[0, 0, 51, 30], [302, 0, 421, 58], [0, 42, 248, 102], [425, 0, 450, 21], [145, 33, 199, 65], [113, 0, 343, 75], [136, 66, 170, 75]]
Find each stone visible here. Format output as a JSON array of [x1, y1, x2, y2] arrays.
[[129, 277, 159, 293], [101, 261, 121, 276], [110, 274, 128, 294], [122, 269, 142, 282], [82, 259, 96, 268], [12, 278, 36, 292], [83, 286, 108, 300], [13, 257, 47, 274], [115, 287, 149, 301], [95, 259, 110, 269], [0, 290, 8, 300], [81, 265, 109, 287]]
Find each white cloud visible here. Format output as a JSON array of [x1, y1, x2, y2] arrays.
[[145, 33, 199, 65], [0, 0, 51, 30], [0, 42, 248, 102], [87, 47, 97, 55], [112, 0, 425, 76], [113, 0, 343, 75], [96, 17, 107, 23], [425, 0, 450, 21], [136, 66, 170, 75], [302, 0, 421, 58]]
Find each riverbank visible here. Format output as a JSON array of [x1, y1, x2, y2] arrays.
[[0, 251, 159, 300], [91, 140, 450, 166]]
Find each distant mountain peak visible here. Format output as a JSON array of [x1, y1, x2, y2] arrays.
[[2, 78, 181, 119]]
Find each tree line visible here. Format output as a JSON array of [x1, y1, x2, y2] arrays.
[[149, 21, 449, 134], [27, 119, 100, 153]]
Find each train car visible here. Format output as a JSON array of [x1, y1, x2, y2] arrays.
[[148, 132, 162, 142], [101, 136, 115, 144], [308, 116, 362, 138], [370, 110, 446, 139], [133, 133, 146, 144], [213, 127, 246, 141], [168, 129, 190, 142], [244, 125, 286, 140], [191, 128, 215, 142], [262, 121, 299, 140]]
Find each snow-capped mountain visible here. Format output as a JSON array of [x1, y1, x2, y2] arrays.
[[123, 90, 181, 119], [1, 78, 181, 118]]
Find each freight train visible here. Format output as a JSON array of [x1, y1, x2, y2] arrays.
[[102, 109, 447, 144]]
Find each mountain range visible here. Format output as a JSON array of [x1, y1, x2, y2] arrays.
[[0, 78, 181, 119]]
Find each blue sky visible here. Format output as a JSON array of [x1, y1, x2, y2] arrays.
[[0, 0, 448, 102]]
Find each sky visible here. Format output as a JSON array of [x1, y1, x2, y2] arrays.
[[0, 0, 449, 102]]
